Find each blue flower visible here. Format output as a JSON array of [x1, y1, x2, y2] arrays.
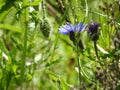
[[59, 23, 75, 34], [59, 22, 86, 34], [75, 22, 86, 32]]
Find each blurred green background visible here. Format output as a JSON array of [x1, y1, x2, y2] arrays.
[[0, 0, 120, 90]]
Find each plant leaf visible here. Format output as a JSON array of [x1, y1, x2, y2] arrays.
[[0, 24, 22, 33]]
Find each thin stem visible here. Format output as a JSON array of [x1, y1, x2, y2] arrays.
[[93, 41, 100, 60], [85, 0, 88, 17], [21, 0, 29, 88], [75, 41, 81, 88], [42, 0, 46, 20], [76, 53, 81, 88]]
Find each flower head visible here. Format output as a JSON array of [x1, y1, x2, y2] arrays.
[[59, 22, 86, 34], [59, 23, 75, 34], [88, 22, 99, 33], [59, 22, 86, 47], [87, 22, 100, 41]]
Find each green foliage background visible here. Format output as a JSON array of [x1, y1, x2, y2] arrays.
[[0, 0, 120, 90]]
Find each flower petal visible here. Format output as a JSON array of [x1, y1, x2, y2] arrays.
[[75, 22, 86, 32], [59, 23, 75, 34]]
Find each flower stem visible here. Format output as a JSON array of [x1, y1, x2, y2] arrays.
[[93, 41, 99, 60], [75, 41, 81, 88], [42, 0, 46, 20], [21, 0, 29, 88], [77, 53, 81, 88]]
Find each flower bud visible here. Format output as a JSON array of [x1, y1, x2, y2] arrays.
[[87, 22, 100, 41]]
